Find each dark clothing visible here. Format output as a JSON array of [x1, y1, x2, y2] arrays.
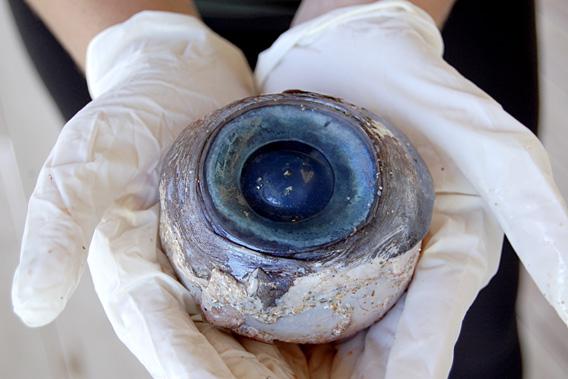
[[443, 1, 538, 377], [9, 1, 538, 377]]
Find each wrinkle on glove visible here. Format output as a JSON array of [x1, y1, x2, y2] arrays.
[[256, 1, 568, 378]]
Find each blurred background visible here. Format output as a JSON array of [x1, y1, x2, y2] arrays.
[[1, 0, 567, 378]]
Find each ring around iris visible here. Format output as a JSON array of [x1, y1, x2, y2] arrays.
[[201, 102, 379, 254]]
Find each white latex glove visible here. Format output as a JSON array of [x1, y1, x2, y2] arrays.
[[256, 1, 568, 378]]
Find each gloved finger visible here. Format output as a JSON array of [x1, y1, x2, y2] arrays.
[[347, 296, 407, 378], [256, 0, 568, 324], [12, 11, 255, 328], [11, 113, 112, 327], [11, 96, 196, 327], [302, 343, 336, 379], [327, 332, 365, 379], [273, 342, 310, 379], [378, 194, 502, 379], [237, 337, 300, 379], [195, 323, 292, 379], [89, 204, 238, 379]]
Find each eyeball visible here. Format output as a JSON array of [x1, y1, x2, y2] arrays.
[[159, 91, 434, 343]]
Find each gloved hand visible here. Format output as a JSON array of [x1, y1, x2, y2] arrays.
[[12, 4, 568, 379], [256, 0, 568, 377]]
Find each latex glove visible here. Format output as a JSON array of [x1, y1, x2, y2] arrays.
[[256, 0, 568, 378], [9, 11, 294, 379]]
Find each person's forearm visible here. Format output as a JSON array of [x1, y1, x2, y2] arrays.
[[293, 0, 456, 27], [26, 0, 198, 70], [411, 0, 455, 26]]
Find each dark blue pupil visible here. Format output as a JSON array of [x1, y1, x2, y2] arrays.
[[240, 141, 335, 222]]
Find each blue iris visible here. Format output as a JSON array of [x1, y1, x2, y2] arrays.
[[240, 140, 335, 222]]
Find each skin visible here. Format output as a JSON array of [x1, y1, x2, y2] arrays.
[[26, 0, 455, 70], [26, 0, 199, 70]]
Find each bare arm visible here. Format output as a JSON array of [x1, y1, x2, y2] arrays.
[[26, 0, 198, 70], [293, 0, 456, 27]]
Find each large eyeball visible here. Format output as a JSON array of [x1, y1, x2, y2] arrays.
[[159, 91, 434, 343]]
